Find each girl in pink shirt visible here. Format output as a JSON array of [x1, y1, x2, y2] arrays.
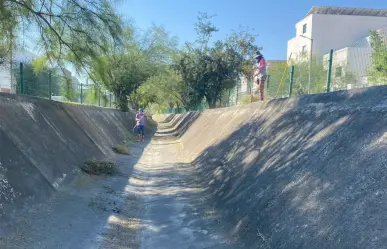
[[255, 51, 267, 101]]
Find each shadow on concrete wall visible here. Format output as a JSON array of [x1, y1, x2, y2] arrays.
[[159, 114, 176, 123], [155, 112, 201, 140], [0, 93, 155, 237], [184, 86, 387, 248]]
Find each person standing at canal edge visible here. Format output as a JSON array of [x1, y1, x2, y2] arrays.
[[255, 51, 267, 101], [135, 108, 146, 142]]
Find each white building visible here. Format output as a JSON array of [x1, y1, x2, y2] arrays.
[[322, 28, 387, 90], [288, 6, 387, 60], [322, 37, 371, 90]]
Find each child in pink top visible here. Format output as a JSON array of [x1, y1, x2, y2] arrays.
[[254, 51, 267, 101]]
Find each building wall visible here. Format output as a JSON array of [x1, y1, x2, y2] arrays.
[[0, 50, 37, 93], [288, 14, 387, 60], [0, 66, 12, 93], [323, 36, 372, 90], [312, 14, 387, 55], [287, 15, 313, 60]]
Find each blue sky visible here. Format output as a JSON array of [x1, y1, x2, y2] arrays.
[[117, 0, 387, 60]]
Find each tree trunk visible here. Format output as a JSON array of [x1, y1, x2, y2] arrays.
[[228, 89, 231, 107], [207, 97, 216, 109], [169, 102, 174, 113], [117, 91, 129, 112]]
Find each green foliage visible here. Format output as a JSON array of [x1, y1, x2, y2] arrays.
[[153, 69, 184, 109], [226, 26, 258, 84], [31, 57, 48, 74], [289, 54, 327, 95], [84, 85, 99, 105], [128, 84, 157, 111], [195, 12, 219, 50], [91, 25, 178, 111], [368, 31, 387, 85], [14, 62, 61, 98], [82, 160, 118, 175], [0, 0, 122, 74], [173, 49, 208, 109], [126, 67, 186, 112], [62, 77, 76, 101], [112, 144, 132, 156], [265, 60, 289, 99], [173, 14, 258, 109]]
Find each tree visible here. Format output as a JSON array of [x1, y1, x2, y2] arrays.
[[173, 49, 206, 109], [195, 12, 218, 51], [128, 79, 157, 111], [84, 84, 99, 105], [61, 77, 76, 101], [225, 26, 258, 94], [136, 68, 185, 111], [368, 30, 387, 85], [91, 25, 178, 111], [201, 41, 242, 108], [173, 14, 258, 109], [0, 0, 122, 74]]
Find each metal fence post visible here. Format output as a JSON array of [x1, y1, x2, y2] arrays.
[[326, 49, 333, 93], [48, 70, 52, 100], [289, 65, 295, 97], [109, 93, 112, 107], [80, 83, 83, 104], [20, 62, 24, 94], [98, 88, 101, 106]]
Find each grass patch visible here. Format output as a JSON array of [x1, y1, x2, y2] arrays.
[[112, 144, 132, 155], [82, 160, 118, 175]]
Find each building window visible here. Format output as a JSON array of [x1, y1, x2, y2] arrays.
[[335, 67, 343, 77], [303, 24, 307, 34], [302, 45, 307, 54]]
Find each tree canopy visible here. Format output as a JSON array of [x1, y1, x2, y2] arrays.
[[90, 25, 178, 111], [172, 13, 258, 109], [1, 0, 122, 71], [369, 30, 387, 85], [2, 5, 261, 113]]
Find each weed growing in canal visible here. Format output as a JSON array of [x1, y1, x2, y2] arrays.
[[112, 144, 132, 155], [82, 160, 118, 175]]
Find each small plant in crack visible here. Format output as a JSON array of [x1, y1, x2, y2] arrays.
[[82, 160, 119, 175]]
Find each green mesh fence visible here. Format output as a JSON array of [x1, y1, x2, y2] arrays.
[[11, 61, 115, 107]]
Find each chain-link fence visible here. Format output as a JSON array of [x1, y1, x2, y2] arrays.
[[5, 28, 387, 114], [324, 29, 387, 91], [1, 61, 116, 107], [233, 28, 387, 106]]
